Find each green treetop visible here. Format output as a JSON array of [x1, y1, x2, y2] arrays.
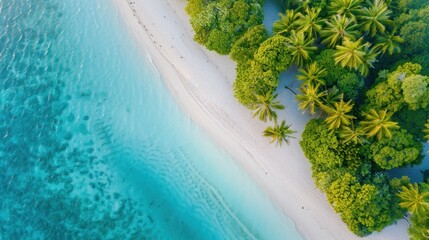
[[339, 125, 365, 144], [398, 183, 429, 214], [358, 0, 392, 37], [263, 120, 296, 146], [295, 7, 324, 39], [296, 83, 327, 115], [360, 109, 399, 140], [251, 91, 285, 122], [396, 5, 429, 55], [233, 61, 279, 108], [272, 9, 301, 36], [254, 35, 293, 72], [374, 30, 403, 55], [401, 74, 429, 110], [366, 63, 429, 112], [284, 30, 318, 67], [230, 25, 268, 63], [323, 99, 356, 130], [424, 119, 429, 141], [321, 14, 359, 48], [329, 0, 363, 20], [367, 129, 423, 169], [402, 181, 429, 240], [334, 38, 378, 76], [327, 173, 403, 236], [187, 0, 263, 55], [297, 62, 326, 86]]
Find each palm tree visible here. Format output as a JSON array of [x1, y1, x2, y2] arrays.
[[334, 37, 370, 71], [360, 109, 399, 140], [357, 45, 379, 76], [322, 99, 356, 130], [424, 119, 429, 141], [296, 7, 324, 39], [273, 10, 302, 36], [321, 15, 359, 47], [374, 30, 403, 55], [329, 0, 363, 20], [252, 91, 285, 122], [357, 0, 392, 37], [397, 183, 429, 214], [297, 62, 326, 86], [323, 86, 344, 108], [285, 30, 318, 67], [296, 83, 327, 114], [339, 125, 366, 144], [263, 120, 296, 146]]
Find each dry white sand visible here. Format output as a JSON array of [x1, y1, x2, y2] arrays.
[[112, 0, 410, 239]]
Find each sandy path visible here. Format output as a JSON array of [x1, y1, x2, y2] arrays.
[[112, 0, 409, 239]]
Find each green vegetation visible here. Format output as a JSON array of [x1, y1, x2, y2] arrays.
[[301, 119, 407, 236], [398, 183, 429, 214], [366, 63, 429, 112], [284, 30, 317, 66], [230, 25, 268, 63], [322, 99, 355, 130], [314, 49, 363, 100], [254, 35, 293, 71], [186, 0, 429, 237], [233, 60, 280, 107], [297, 62, 326, 86], [425, 119, 429, 141], [398, 181, 429, 239], [252, 92, 284, 122], [296, 83, 326, 115], [366, 129, 423, 169], [186, 0, 264, 55], [360, 109, 399, 140], [263, 120, 296, 146]]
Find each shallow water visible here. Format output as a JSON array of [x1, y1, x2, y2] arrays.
[[0, 0, 302, 239]]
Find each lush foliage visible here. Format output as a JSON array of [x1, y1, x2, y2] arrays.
[[252, 91, 285, 122], [263, 120, 296, 146], [230, 24, 268, 63], [300, 120, 360, 173], [233, 61, 280, 108], [186, 0, 264, 55], [366, 63, 429, 112], [360, 109, 399, 140], [398, 183, 429, 214], [254, 35, 293, 72], [326, 173, 401, 236], [314, 50, 363, 100], [323, 99, 355, 130], [301, 120, 405, 236], [398, 181, 429, 239], [186, 0, 429, 237], [296, 83, 326, 114], [366, 129, 423, 169], [425, 119, 429, 141]]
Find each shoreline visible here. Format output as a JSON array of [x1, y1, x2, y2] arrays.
[[113, 0, 409, 239]]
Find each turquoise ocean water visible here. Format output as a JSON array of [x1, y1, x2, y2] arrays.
[[0, 0, 302, 239]]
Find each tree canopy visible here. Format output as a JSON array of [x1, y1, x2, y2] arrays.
[[254, 35, 293, 72], [367, 129, 423, 169], [186, 0, 264, 55], [233, 61, 280, 108], [230, 24, 268, 63], [398, 180, 429, 240]]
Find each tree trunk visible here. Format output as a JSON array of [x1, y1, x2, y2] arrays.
[[284, 85, 297, 95]]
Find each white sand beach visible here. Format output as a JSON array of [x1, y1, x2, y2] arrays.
[[113, 0, 410, 239]]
